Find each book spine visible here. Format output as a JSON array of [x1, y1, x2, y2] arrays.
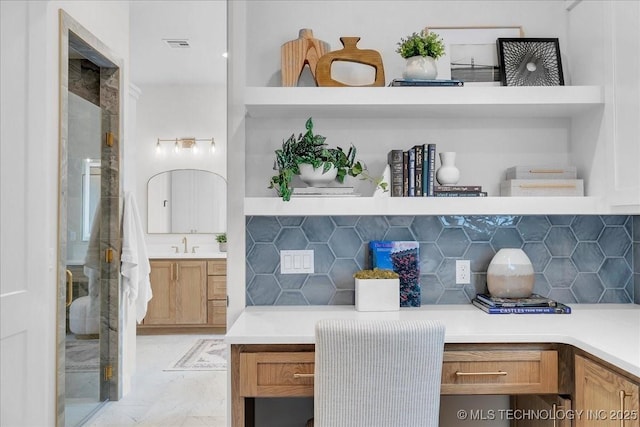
[[413, 145, 424, 197], [408, 148, 416, 197], [434, 185, 483, 192], [391, 79, 464, 87], [402, 151, 409, 197], [473, 300, 570, 314], [387, 150, 404, 197], [433, 191, 487, 197], [426, 143, 436, 196]]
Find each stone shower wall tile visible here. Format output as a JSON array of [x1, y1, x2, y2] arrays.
[[246, 215, 638, 306]]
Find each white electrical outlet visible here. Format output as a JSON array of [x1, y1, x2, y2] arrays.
[[456, 259, 471, 284], [280, 250, 314, 274]]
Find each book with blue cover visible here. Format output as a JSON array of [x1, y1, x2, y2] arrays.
[[369, 241, 420, 307], [472, 297, 571, 314]]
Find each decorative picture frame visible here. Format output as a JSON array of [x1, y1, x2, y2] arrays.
[[425, 26, 523, 85], [497, 38, 564, 86]]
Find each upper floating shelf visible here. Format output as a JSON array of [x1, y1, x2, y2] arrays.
[[244, 86, 604, 119], [244, 196, 602, 216]]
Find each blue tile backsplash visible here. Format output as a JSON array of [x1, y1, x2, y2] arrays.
[[246, 215, 639, 306]]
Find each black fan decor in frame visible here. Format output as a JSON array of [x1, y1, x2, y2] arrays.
[[497, 38, 564, 86]]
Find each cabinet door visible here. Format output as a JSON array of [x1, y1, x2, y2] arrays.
[[575, 355, 640, 427], [175, 260, 207, 324], [145, 260, 176, 325], [512, 395, 572, 427]]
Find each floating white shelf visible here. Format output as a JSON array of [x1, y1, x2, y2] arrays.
[[244, 86, 604, 119], [244, 196, 601, 216]]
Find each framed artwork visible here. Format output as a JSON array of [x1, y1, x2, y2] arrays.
[[497, 38, 564, 86], [425, 26, 523, 85]]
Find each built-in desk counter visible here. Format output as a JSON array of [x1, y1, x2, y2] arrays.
[[226, 305, 640, 427]]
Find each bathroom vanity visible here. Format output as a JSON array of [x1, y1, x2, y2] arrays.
[[138, 256, 227, 333]]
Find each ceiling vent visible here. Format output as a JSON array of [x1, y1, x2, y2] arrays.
[[163, 39, 190, 49]]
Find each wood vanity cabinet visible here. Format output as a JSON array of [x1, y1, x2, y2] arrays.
[[140, 259, 226, 333], [207, 259, 227, 328], [575, 355, 640, 427]]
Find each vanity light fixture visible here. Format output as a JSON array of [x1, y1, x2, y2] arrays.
[[156, 137, 216, 155]]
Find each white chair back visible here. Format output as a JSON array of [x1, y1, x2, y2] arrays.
[[313, 319, 445, 427]]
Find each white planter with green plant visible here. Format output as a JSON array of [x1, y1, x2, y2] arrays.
[[354, 269, 400, 312], [396, 30, 445, 80], [269, 117, 387, 201], [216, 233, 227, 252]]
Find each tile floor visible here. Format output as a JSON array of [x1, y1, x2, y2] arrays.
[[85, 334, 227, 427]]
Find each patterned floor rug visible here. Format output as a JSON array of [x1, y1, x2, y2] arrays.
[[66, 339, 99, 372], [165, 339, 227, 371]]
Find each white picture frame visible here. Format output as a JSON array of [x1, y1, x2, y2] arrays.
[[425, 26, 524, 85]]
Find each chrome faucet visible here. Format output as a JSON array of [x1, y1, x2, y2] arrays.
[[182, 236, 188, 253]]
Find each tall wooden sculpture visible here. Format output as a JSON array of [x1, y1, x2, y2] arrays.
[[281, 29, 330, 87]]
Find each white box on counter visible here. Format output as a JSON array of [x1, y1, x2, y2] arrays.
[[500, 179, 584, 197], [505, 166, 577, 180]]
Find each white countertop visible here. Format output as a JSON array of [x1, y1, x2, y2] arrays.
[[147, 252, 227, 259], [226, 304, 640, 378]]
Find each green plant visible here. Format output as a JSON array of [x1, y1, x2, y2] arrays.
[[396, 29, 445, 59], [268, 117, 387, 201], [353, 268, 399, 279], [215, 233, 227, 244]]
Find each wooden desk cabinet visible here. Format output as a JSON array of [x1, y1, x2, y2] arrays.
[[231, 343, 561, 427], [139, 259, 226, 333]]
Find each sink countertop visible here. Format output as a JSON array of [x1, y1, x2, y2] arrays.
[[148, 251, 227, 259], [226, 304, 640, 379]]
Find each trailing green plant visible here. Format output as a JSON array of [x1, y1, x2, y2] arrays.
[[396, 29, 445, 59], [268, 117, 387, 201], [353, 268, 399, 280], [215, 233, 227, 244]]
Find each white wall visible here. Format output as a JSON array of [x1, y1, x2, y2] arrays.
[[0, 1, 129, 425], [135, 83, 227, 252]]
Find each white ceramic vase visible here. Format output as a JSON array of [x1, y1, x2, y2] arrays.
[[436, 152, 460, 185], [403, 56, 438, 80], [486, 248, 535, 298], [298, 163, 338, 187]]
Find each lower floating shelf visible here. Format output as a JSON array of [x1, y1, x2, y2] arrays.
[[244, 196, 601, 216]]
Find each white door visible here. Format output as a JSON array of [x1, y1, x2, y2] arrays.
[[1, 2, 55, 426]]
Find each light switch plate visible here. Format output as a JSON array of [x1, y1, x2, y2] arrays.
[[280, 250, 314, 274]]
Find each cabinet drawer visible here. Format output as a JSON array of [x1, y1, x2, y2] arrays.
[[441, 350, 558, 395], [239, 352, 315, 397], [207, 275, 226, 300], [207, 299, 226, 328], [207, 260, 226, 275]]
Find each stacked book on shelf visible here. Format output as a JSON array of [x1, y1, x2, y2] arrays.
[[500, 165, 583, 197], [387, 145, 484, 197], [389, 78, 464, 87], [472, 293, 572, 314]]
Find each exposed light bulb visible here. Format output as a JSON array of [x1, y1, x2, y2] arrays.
[[174, 140, 180, 153], [210, 139, 216, 153]]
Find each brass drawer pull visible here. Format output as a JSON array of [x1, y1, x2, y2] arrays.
[[455, 371, 508, 376], [293, 373, 315, 379], [619, 390, 633, 427]]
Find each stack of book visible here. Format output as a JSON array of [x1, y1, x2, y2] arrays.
[[500, 165, 583, 197], [472, 293, 571, 314], [387, 145, 484, 197], [389, 78, 464, 87], [434, 185, 486, 197]]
